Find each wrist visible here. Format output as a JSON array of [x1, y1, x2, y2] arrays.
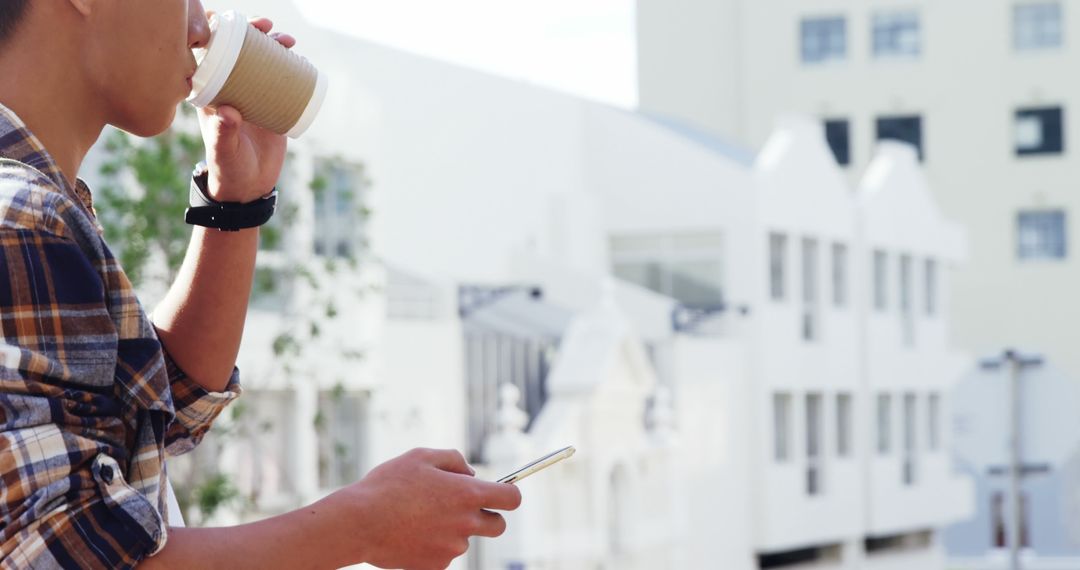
[[207, 174, 271, 203], [186, 164, 277, 231], [304, 490, 371, 567]]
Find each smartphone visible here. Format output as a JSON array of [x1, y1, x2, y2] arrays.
[[496, 446, 576, 484]]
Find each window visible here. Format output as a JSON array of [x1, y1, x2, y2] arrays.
[[877, 116, 924, 161], [769, 233, 788, 301], [317, 390, 370, 489], [873, 11, 921, 59], [802, 238, 819, 341], [992, 492, 1032, 547], [900, 255, 914, 346], [992, 493, 1006, 548], [873, 250, 888, 311], [806, 394, 824, 495], [774, 393, 792, 462], [231, 390, 298, 502], [928, 393, 941, 451], [1017, 210, 1067, 260], [825, 119, 851, 165], [924, 259, 938, 316], [1015, 107, 1065, 155], [903, 393, 917, 485], [801, 17, 847, 64], [611, 232, 726, 306], [837, 393, 853, 457], [829, 243, 846, 306], [313, 158, 368, 258], [877, 394, 892, 454], [1014, 2, 1063, 51]]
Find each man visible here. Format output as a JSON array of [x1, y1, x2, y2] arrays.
[[0, 1, 521, 568]]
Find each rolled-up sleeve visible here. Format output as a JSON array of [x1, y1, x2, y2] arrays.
[[162, 352, 242, 456]]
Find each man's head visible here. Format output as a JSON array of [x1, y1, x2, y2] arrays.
[[4, 0, 211, 137]]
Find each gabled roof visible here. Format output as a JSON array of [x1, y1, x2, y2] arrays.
[[858, 141, 966, 260]]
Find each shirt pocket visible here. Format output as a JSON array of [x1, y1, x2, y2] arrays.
[[91, 453, 167, 554]]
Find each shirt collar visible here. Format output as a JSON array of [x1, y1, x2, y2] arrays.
[[0, 101, 97, 219]]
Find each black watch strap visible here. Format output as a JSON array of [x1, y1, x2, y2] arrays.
[[184, 165, 277, 232]]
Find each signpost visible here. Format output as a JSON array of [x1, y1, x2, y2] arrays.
[[980, 350, 1044, 570]]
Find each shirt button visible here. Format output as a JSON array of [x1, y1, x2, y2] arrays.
[[100, 465, 115, 484]]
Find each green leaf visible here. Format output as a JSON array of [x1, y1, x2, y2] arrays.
[[194, 473, 239, 523], [272, 333, 298, 357]]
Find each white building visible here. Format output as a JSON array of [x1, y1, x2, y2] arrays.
[[636, 0, 1080, 431], [636, 2, 1080, 563], [83, 1, 978, 567]]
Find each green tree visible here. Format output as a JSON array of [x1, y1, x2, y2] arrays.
[[96, 105, 201, 288]]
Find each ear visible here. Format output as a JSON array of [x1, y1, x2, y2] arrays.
[[65, 0, 94, 17]]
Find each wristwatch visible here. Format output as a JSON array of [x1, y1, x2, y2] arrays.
[[184, 162, 278, 231]]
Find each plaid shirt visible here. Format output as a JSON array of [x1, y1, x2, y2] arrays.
[[0, 102, 241, 568]]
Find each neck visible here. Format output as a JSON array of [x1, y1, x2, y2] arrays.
[[0, 34, 105, 188]]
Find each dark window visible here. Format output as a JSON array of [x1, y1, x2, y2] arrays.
[[992, 491, 1032, 548], [877, 115, 924, 161], [873, 250, 888, 311], [1015, 107, 1064, 156], [900, 255, 914, 346], [1017, 210, 1067, 260], [902, 393, 917, 485], [837, 393, 853, 457], [877, 393, 892, 454], [801, 238, 819, 341], [832, 243, 848, 308], [928, 393, 941, 451], [769, 233, 787, 301], [774, 393, 792, 462], [759, 547, 825, 568], [824, 119, 851, 165], [806, 394, 823, 495]]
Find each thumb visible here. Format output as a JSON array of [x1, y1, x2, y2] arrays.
[[214, 105, 244, 133]]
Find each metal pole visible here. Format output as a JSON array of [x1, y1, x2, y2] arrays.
[[1007, 351, 1022, 570]]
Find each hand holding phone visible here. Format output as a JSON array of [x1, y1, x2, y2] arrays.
[[496, 446, 576, 484]]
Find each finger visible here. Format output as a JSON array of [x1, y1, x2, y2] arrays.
[[269, 32, 297, 49], [474, 480, 522, 511], [213, 104, 244, 131], [472, 510, 507, 538], [429, 449, 475, 476], [249, 17, 273, 34]]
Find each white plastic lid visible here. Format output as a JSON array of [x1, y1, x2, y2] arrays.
[[187, 10, 248, 108]]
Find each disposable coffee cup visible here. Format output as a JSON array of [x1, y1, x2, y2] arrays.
[[187, 10, 327, 139]]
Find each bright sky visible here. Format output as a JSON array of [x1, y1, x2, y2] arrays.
[[294, 0, 638, 109]]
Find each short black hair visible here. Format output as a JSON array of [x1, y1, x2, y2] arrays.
[[0, 1, 31, 47]]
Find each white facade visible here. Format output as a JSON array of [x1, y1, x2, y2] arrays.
[[117, 1, 979, 568], [636, 0, 1080, 411]]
